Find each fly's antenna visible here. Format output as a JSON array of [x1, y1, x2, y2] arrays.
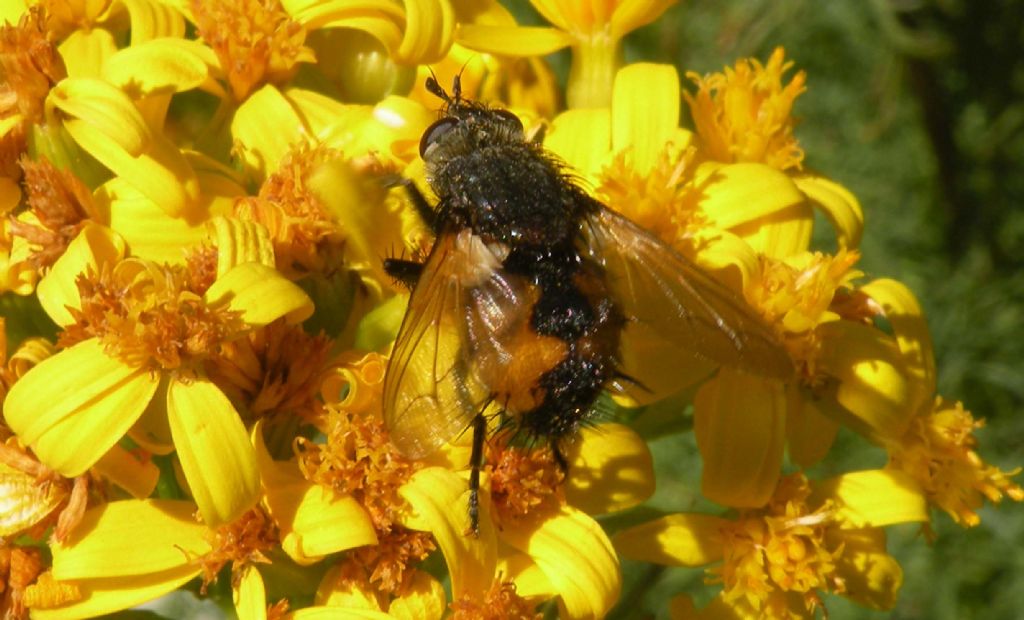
[[425, 69, 452, 105]]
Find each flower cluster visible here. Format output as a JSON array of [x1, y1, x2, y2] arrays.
[[0, 1, 1018, 619]]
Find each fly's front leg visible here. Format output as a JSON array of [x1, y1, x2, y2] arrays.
[[466, 413, 487, 537], [383, 257, 424, 290], [383, 174, 440, 234]]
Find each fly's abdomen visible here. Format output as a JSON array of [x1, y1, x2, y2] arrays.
[[517, 258, 624, 441]]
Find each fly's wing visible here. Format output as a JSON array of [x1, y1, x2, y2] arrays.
[[579, 206, 793, 403], [383, 230, 527, 458]]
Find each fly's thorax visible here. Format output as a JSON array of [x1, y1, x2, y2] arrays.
[[428, 143, 583, 247]]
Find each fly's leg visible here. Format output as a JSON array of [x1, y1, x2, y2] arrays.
[[550, 440, 569, 474], [383, 257, 424, 290], [384, 175, 439, 233], [466, 413, 487, 537]]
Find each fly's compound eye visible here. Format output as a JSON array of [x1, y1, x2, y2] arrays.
[[494, 108, 523, 133], [419, 117, 458, 158]]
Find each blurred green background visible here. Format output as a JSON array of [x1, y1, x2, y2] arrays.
[[507, 0, 1024, 617]]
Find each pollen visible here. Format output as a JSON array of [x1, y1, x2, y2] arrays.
[[344, 528, 436, 594], [21, 569, 81, 610], [685, 47, 806, 171], [234, 145, 346, 279], [450, 578, 540, 620], [597, 142, 707, 254], [0, 7, 66, 124], [747, 250, 862, 382], [191, 0, 314, 102], [199, 506, 279, 589], [206, 319, 332, 423], [61, 260, 246, 371], [487, 439, 565, 526], [708, 474, 843, 617], [7, 157, 99, 270], [296, 402, 417, 532], [0, 545, 43, 617], [296, 353, 419, 532], [887, 398, 1024, 527]]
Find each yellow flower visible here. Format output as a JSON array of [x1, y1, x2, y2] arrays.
[[615, 471, 928, 619], [3, 223, 313, 527], [293, 351, 650, 618], [458, 0, 676, 108], [861, 279, 1024, 526], [685, 48, 863, 249]]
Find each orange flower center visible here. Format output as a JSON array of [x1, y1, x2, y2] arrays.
[[0, 7, 66, 124], [888, 397, 1024, 527], [596, 142, 708, 255], [450, 578, 540, 619], [709, 474, 843, 616], [61, 259, 246, 371], [487, 438, 565, 526], [191, 0, 313, 101], [8, 157, 98, 270], [685, 47, 806, 170], [206, 318, 332, 423], [199, 506, 279, 589]]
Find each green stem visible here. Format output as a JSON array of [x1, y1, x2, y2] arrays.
[[566, 33, 623, 109]]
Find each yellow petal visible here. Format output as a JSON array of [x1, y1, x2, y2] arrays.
[[0, 2, 27, 24], [793, 172, 863, 249], [58, 28, 117, 79], [254, 422, 377, 563], [695, 162, 810, 257], [166, 378, 260, 526], [813, 469, 928, 528], [52, 499, 210, 579], [48, 77, 151, 156], [396, 0, 455, 64], [694, 369, 785, 508], [500, 505, 619, 619], [456, 24, 572, 56], [36, 223, 126, 326], [103, 38, 213, 95], [128, 375, 175, 455], [611, 63, 679, 173], [208, 216, 276, 276], [291, 607, 394, 620], [4, 339, 158, 477], [123, 0, 187, 42], [40, 500, 209, 619], [859, 278, 936, 397], [235, 565, 267, 620], [829, 528, 903, 610], [232, 84, 306, 180], [818, 320, 915, 441], [0, 175, 20, 213], [287, 0, 405, 54], [563, 423, 654, 514], [31, 566, 202, 620], [609, 0, 676, 39], [613, 513, 727, 566], [285, 88, 369, 144], [399, 467, 497, 600], [63, 117, 200, 218], [101, 178, 208, 264], [203, 262, 315, 326], [315, 562, 386, 610], [388, 570, 447, 620], [785, 393, 840, 469], [497, 552, 554, 601], [93, 443, 160, 499], [545, 108, 611, 183]]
